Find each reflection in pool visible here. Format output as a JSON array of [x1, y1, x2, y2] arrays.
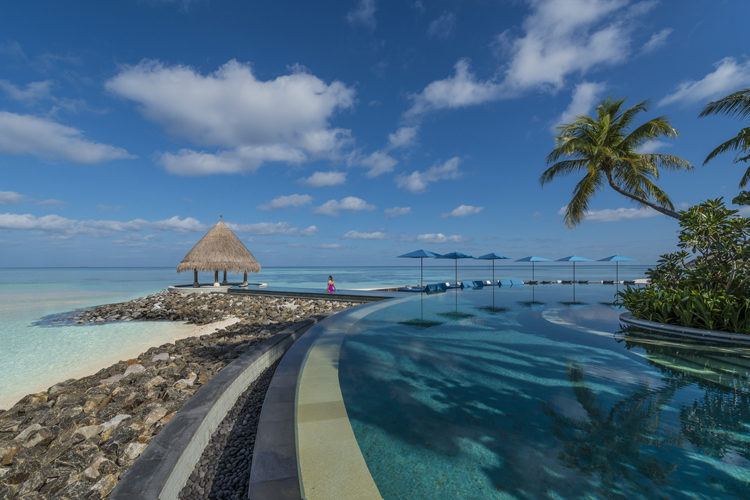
[[338, 285, 750, 499]]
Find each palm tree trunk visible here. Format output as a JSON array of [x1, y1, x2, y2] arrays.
[[605, 175, 682, 219]]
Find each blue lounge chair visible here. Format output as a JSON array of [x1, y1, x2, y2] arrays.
[[510, 279, 524, 286], [425, 283, 448, 294], [499, 279, 512, 287], [398, 286, 426, 293], [471, 280, 485, 288]]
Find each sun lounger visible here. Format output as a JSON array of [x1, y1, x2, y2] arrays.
[[623, 280, 636, 285], [510, 279, 524, 286], [561, 280, 573, 284], [425, 283, 448, 294], [576, 280, 589, 284], [526, 280, 539, 285], [471, 280, 485, 288], [499, 279, 512, 287], [446, 281, 464, 289], [398, 286, 426, 292], [602, 280, 615, 284], [541, 280, 555, 284]]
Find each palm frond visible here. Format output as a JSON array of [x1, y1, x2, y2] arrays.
[[703, 128, 750, 164], [621, 118, 677, 150], [740, 165, 750, 188], [618, 100, 650, 131], [642, 154, 695, 171], [540, 159, 590, 185], [699, 89, 750, 118], [565, 172, 603, 227]]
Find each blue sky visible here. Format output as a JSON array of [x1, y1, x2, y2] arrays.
[[1, 0, 749, 268]]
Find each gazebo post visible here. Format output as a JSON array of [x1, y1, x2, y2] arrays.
[[242, 271, 248, 287], [193, 269, 199, 287], [213, 270, 219, 287], [222, 270, 227, 285]]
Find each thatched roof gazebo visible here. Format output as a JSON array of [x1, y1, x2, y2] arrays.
[[177, 215, 260, 287]]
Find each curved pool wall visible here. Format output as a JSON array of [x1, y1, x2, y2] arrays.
[[290, 284, 750, 499]]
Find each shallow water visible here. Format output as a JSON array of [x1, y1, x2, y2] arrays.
[[0, 265, 647, 410], [339, 285, 750, 499]]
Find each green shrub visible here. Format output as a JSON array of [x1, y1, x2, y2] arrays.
[[619, 197, 750, 333]]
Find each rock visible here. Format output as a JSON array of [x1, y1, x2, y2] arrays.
[[73, 424, 102, 442], [101, 413, 130, 428], [90, 473, 118, 496], [123, 364, 145, 377], [144, 376, 166, 391], [1, 445, 20, 466], [99, 374, 124, 386], [14, 423, 42, 443], [118, 442, 147, 466], [174, 372, 197, 390], [151, 352, 169, 363], [143, 407, 168, 429], [82, 455, 106, 481], [22, 427, 55, 448]]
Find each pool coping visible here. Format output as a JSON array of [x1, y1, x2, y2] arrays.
[[620, 312, 750, 345], [110, 316, 324, 500], [248, 297, 410, 499]]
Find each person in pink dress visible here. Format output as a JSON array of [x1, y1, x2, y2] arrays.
[[327, 275, 336, 293]]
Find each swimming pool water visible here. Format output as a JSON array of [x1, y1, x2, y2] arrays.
[[338, 285, 750, 499]]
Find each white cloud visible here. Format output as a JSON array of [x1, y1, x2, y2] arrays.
[[151, 216, 205, 233], [0, 80, 53, 102], [557, 205, 659, 222], [396, 157, 461, 193], [0, 112, 133, 164], [384, 206, 411, 218], [227, 221, 297, 235], [303, 171, 347, 187], [0, 213, 203, 237], [406, 60, 502, 116], [387, 126, 418, 149], [347, 0, 376, 29], [642, 28, 672, 53], [636, 140, 671, 154], [407, 0, 648, 117], [258, 194, 313, 211], [427, 12, 456, 39], [360, 151, 397, 177], [442, 204, 484, 218], [316, 243, 342, 249], [107, 59, 354, 175], [501, 0, 632, 91], [738, 206, 750, 217], [342, 230, 388, 240], [659, 57, 750, 106], [416, 233, 465, 243], [0, 191, 25, 205], [553, 81, 605, 132], [160, 145, 305, 176], [300, 225, 319, 236], [314, 196, 375, 216]]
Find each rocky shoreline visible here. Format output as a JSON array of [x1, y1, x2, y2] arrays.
[[0, 290, 356, 498]]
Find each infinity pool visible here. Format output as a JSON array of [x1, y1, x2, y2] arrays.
[[317, 285, 750, 499]]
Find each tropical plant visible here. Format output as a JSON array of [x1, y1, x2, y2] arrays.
[[542, 98, 694, 227], [700, 89, 750, 187], [619, 198, 750, 333]]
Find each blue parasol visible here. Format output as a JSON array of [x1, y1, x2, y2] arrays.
[[436, 251, 474, 284], [398, 249, 439, 288], [599, 255, 636, 283], [516, 256, 551, 281], [476, 253, 511, 283]]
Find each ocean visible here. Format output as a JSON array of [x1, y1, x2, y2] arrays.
[[0, 264, 649, 409]]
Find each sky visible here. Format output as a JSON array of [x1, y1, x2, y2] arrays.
[[1, 0, 749, 268]]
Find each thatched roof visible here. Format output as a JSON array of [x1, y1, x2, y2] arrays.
[[177, 219, 260, 273]]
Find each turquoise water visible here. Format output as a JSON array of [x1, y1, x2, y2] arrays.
[[338, 285, 750, 499], [0, 265, 646, 409]]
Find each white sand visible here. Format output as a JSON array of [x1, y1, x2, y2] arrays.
[[0, 317, 240, 410]]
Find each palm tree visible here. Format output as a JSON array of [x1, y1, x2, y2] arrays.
[[699, 88, 750, 187], [541, 98, 694, 227]]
